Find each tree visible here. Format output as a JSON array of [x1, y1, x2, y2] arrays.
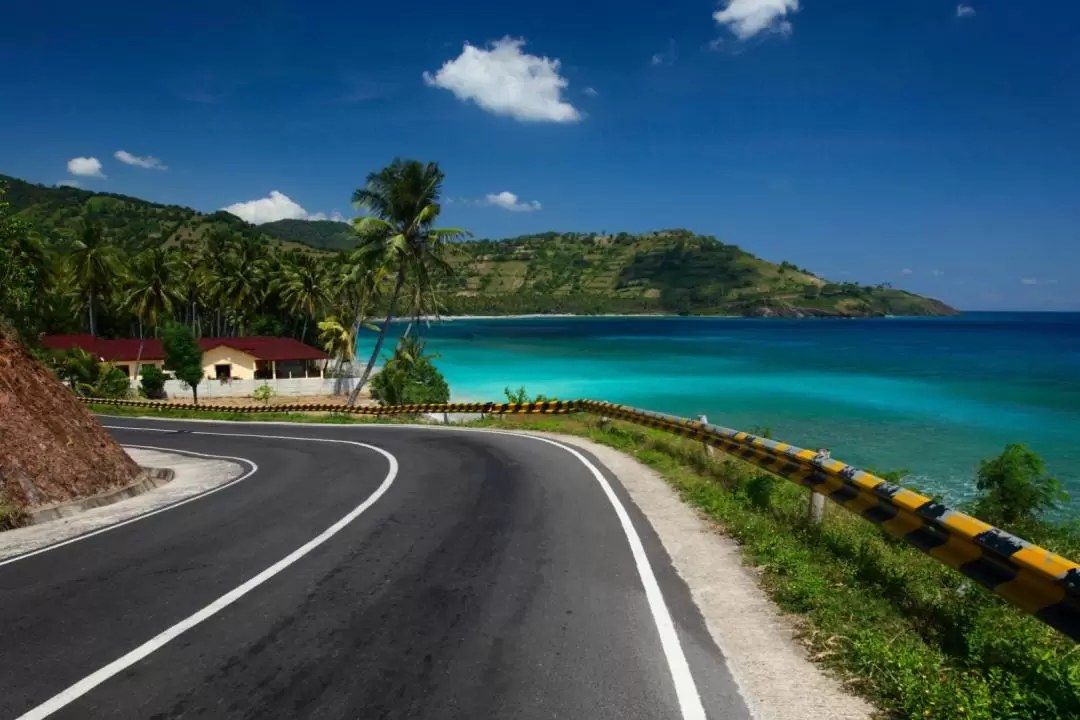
[[67, 220, 123, 335], [139, 365, 168, 399], [0, 184, 47, 337], [277, 254, 331, 342], [161, 322, 204, 405], [346, 159, 469, 405], [123, 246, 182, 372], [971, 444, 1067, 528], [369, 336, 450, 406]]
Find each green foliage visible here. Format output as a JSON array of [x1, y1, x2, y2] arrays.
[[138, 365, 168, 399], [78, 362, 132, 399], [503, 385, 553, 403], [369, 336, 450, 406], [0, 183, 46, 336], [161, 322, 203, 404], [971, 444, 1068, 528], [260, 219, 357, 250], [251, 383, 275, 405]]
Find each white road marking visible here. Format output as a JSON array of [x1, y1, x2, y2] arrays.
[[0, 446, 257, 568], [95, 416, 708, 720], [16, 431, 398, 720]]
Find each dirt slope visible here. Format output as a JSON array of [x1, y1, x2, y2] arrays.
[[0, 330, 138, 520]]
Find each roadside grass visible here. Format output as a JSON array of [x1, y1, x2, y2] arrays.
[[477, 414, 1080, 720], [86, 403, 400, 425], [85, 404, 1080, 718]]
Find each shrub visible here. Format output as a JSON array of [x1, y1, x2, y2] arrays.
[[503, 385, 554, 404], [139, 366, 168, 399], [971, 443, 1067, 528], [251, 384, 275, 405], [370, 336, 450, 406]]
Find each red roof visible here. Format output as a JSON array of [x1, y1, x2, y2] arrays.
[[40, 335, 327, 362]]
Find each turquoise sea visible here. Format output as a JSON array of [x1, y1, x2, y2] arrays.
[[361, 313, 1080, 506]]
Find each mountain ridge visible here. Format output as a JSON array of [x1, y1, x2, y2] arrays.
[[1, 174, 957, 317]]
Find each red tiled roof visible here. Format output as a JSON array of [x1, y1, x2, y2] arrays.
[[39, 335, 327, 362]]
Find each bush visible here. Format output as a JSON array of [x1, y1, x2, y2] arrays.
[[503, 385, 554, 404], [251, 384, 275, 405], [971, 444, 1067, 528], [370, 336, 450, 406], [139, 366, 168, 399]]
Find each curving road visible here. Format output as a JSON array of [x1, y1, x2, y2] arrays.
[[1, 417, 751, 719]]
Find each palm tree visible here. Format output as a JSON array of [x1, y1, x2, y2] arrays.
[[277, 254, 331, 342], [123, 246, 182, 374], [346, 159, 469, 405], [68, 221, 122, 335]]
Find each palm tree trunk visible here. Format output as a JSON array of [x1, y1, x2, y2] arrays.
[[134, 318, 145, 392], [88, 290, 96, 336], [348, 272, 404, 406]]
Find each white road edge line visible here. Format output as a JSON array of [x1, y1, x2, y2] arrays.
[[0, 445, 258, 568], [98, 418, 708, 720], [16, 431, 398, 720]]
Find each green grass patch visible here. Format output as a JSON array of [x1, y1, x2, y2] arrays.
[[87, 402, 412, 425]]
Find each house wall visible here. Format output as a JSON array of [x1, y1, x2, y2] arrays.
[[200, 346, 258, 380], [159, 376, 359, 399], [114, 360, 166, 383]]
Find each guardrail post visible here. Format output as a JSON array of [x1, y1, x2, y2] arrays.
[[697, 415, 714, 458], [808, 448, 830, 526]]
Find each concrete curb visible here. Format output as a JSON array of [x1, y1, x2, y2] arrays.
[[27, 468, 176, 524]]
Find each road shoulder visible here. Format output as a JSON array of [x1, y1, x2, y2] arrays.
[[0, 447, 245, 561], [537, 432, 875, 720]]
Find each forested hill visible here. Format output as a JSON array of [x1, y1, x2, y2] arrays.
[[2, 174, 957, 317], [0, 175, 311, 254]]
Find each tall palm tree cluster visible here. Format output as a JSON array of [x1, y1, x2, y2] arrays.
[[3, 159, 468, 401]]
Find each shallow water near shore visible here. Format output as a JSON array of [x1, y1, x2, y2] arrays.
[[359, 312, 1080, 508]]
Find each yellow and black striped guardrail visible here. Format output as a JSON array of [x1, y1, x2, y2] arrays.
[[86, 395, 1080, 641]]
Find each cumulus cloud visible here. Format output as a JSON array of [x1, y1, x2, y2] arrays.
[[957, 4, 976, 18], [222, 191, 333, 225], [483, 191, 542, 212], [714, 0, 800, 40], [67, 157, 105, 178], [423, 37, 581, 123], [114, 150, 168, 170]]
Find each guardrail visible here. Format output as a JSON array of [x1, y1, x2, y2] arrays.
[[86, 396, 1080, 641]]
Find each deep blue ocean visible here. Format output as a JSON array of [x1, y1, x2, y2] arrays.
[[360, 313, 1080, 506]]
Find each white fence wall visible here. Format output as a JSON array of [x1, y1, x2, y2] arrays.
[[156, 376, 357, 399]]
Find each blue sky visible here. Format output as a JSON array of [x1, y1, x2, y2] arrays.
[[2, 0, 1078, 311]]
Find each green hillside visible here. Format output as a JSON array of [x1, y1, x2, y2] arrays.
[[3, 174, 957, 317], [1, 175, 310, 254]]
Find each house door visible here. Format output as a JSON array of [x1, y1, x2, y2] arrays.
[[215, 364, 232, 381]]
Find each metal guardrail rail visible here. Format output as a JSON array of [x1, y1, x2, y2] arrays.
[[86, 396, 1080, 641]]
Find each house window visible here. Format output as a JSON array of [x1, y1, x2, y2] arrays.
[[116, 364, 130, 377], [214, 364, 232, 381]]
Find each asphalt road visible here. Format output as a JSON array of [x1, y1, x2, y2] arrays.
[[1, 418, 751, 719]]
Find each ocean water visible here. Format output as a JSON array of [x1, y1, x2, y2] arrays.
[[359, 313, 1080, 506]]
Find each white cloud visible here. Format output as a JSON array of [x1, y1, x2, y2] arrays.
[[583, 86, 599, 97], [307, 210, 347, 223], [67, 156, 105, 178], [57, 180, 80, 188], [957, 4, 976, 18], [714, 0, 800, 40], [114, 150, 168, 170], [901, 268, 914, 275], [483, 191, 542, 212], [1020, 278, 1038, 285], [931, 269, 944, 277], [423, 37, 581, 123], [222, 191, 332, 225]]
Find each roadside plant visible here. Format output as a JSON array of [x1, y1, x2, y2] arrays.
[[971, 443, 1067, 529], [252, 383, 275, 405], [161, 322, 204, 405], [369, 336, 450, 406], [138, 365, 169, 400]]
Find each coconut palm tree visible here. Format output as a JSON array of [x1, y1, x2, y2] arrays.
[[67, 220, 122, 335], [277, 254, 331, 343], [123, 246, 182, 374], [346, 159, 469, 405]]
